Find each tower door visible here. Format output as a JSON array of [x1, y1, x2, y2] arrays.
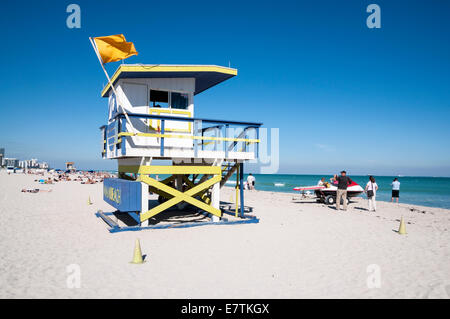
[[122, 82, 148, 109], [122, 82, 148, 134]]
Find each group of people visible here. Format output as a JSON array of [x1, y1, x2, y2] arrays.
[[26, 171, 113, 189], [21, 188, 53, 193], [362, 176, 401, 211], [319, 171, 401, 212], [20, 170, 113, 194], [52, 171, 112, 184]]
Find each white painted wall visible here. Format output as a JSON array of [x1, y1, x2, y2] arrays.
[[106, 78, 196, 158]]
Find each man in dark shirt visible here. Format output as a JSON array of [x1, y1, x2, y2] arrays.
[[335, 170, 353, 211]]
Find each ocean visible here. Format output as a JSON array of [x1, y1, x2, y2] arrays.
[[93, 169, 450, 210], [225, 174, 450, 210]]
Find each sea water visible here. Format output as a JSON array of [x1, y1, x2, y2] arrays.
[[227, 174, 450, 209]]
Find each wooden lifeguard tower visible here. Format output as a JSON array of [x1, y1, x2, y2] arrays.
[[96, 64, 262, 232], [65, 162, 76, 172]]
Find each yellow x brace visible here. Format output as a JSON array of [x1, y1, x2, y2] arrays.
[[140, 174, 222, 222]]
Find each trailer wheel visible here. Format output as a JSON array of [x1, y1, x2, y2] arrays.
[[325, 195, 335, 205]]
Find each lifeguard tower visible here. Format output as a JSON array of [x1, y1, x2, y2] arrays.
[[65, 162, 76, 172], [96, 64, 262, 232]]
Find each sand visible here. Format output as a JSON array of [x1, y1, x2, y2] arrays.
[[1, 170, 450, 299]]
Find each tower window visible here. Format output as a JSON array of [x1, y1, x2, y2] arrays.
[[171, 92, 189, 109], [150, 90, 169, 108]]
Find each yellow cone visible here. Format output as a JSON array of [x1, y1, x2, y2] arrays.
[[130, 239, 144, 264], [87, 196, 93, 205], [398, 217, 407, 235]]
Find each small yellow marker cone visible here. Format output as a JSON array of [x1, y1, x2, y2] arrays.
[[398, 217, 407, 235], [87, 196, 93, 205], [130, 239, 144, 264]]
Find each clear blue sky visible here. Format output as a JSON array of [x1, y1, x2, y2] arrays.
[[0, 0, 449, 176]]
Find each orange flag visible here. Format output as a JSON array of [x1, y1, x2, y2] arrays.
[[93, 34, 138, 64]]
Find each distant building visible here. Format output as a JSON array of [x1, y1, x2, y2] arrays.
[[0, 148, 4, 168], [1, 153, 49, 170], [20, 158, 41, 169], [30, 158, 38, 168], [4, 158, 19, 168], [39, 162, 49, 169]]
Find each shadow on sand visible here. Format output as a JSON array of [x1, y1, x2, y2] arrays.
[[113, 199, 254, 227]]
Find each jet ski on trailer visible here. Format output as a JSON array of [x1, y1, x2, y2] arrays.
[[293, 181, 364, 205]]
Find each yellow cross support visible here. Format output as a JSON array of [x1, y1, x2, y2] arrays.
[[182, 175, 211, 205], [140, 175, 221, 222], [118, 165, 222, 222]]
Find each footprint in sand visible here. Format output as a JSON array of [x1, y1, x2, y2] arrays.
[[422, 282, 450, 299]]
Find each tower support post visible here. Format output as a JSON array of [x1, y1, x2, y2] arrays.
[[239, 163, 244, 217]]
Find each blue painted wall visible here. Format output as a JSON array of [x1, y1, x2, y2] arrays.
[[103, 178, 142, 213]]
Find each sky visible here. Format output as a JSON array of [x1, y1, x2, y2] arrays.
[[0, 0, 449, 176]]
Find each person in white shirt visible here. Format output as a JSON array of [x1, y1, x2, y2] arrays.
[[391, 178, 400, 203], [364, 176, 379, 212], [247, 173, 256, 190], [317, 177, 325, 186]]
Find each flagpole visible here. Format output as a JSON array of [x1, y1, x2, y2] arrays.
[[89, 37, 137, 135]]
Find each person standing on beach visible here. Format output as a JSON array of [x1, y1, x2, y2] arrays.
[[391, 178, 400, 203], [247, 173, 255, 190], [365, 176, 379, 212], [335, 171, 353, 211]]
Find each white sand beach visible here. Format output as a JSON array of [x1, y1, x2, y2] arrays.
[[1, 170, 449, 299]]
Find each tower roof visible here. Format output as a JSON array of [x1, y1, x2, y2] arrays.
[[101, 64, 237, 97]]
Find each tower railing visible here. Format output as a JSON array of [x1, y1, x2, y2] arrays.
[[103, 112, 262, 158]]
